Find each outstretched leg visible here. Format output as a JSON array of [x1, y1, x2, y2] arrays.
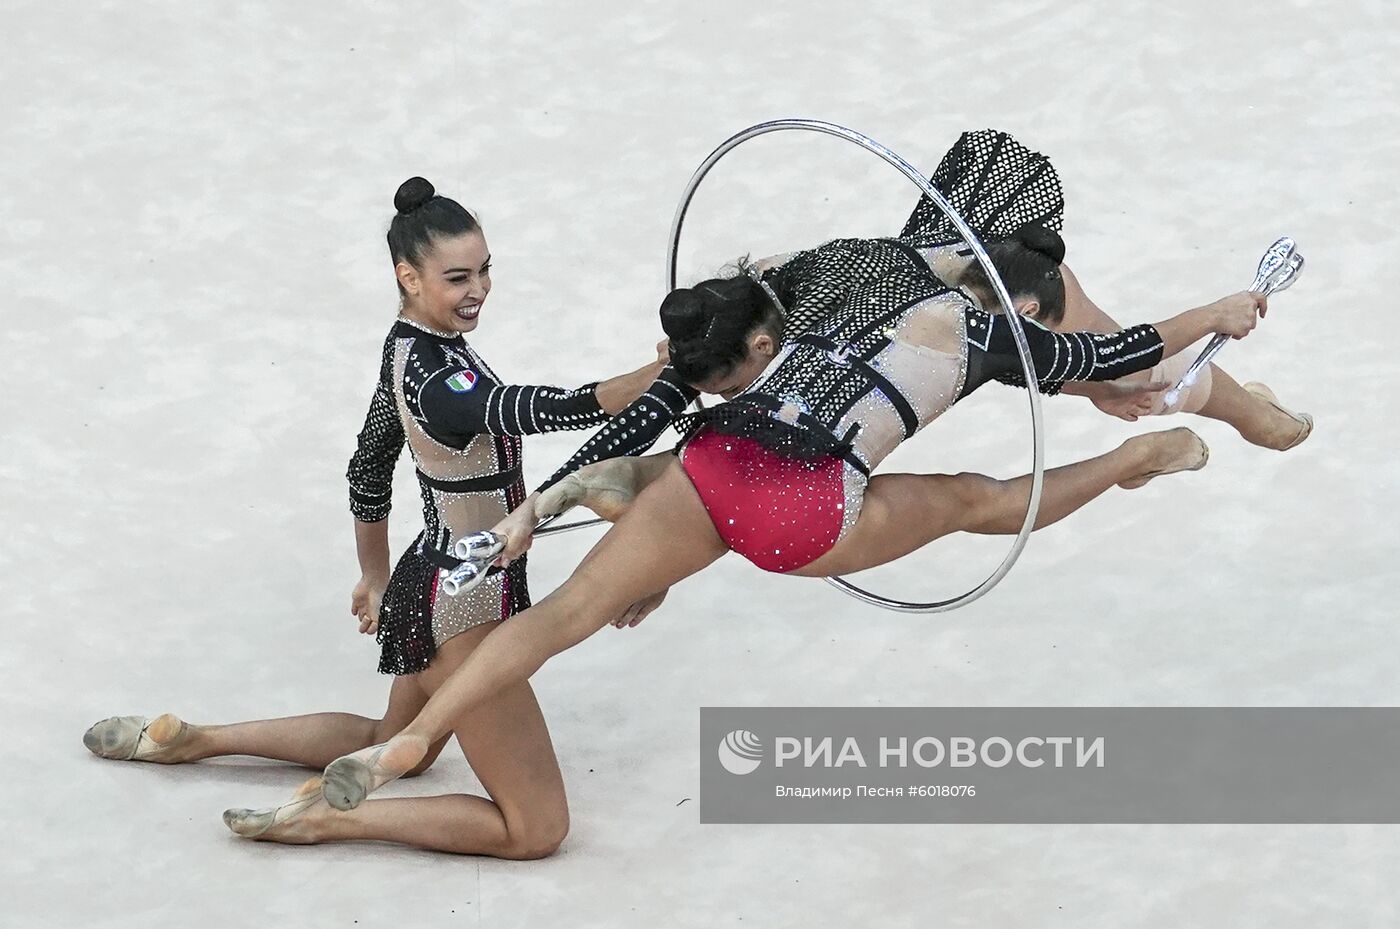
[[319, 461, 729, 808], [85, 674, 449, 775], [792, 427, 1206, 578]]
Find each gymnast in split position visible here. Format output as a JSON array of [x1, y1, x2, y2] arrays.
[[524, 131, 1310, 568], [83, 178, 665, 859], [530, 130, 1309, 535]]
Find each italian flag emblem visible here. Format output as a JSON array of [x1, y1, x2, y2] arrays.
[[446, 370, 478, 393]]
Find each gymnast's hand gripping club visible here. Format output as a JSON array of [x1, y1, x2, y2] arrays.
[[439, 518, 598, 597], [1163, 237, 1305, 408]]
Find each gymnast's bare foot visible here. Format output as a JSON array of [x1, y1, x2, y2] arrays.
[[83, 713, 203, 763], [1242, 382, 1313, 451], [537, 458, 641, 522], [224, 776, 333, 843], [321, 734, 429, 811], [1118, 427, 1210, 489]]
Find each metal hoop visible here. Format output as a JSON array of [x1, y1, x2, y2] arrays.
[[534, 512, 606, 537], [666, 118, 1046, 613]]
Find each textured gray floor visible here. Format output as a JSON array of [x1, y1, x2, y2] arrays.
[[4, 1, 1399, 927]]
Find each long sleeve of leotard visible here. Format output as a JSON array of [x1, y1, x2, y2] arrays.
[[960, 306, 1164, 397], [536, 364, 699, 492], [346, 342, 405, 522], [409, 368, 609, 442]]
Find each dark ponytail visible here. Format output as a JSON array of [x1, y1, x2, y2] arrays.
[[661, 269, 782, 385], [961, 223, 1067, 325], [387, 176, 480, 294]]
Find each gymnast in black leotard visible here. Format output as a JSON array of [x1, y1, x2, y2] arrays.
[[87, 177, 664, 858]]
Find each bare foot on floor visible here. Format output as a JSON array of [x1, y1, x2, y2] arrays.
[[83, 713, 201, 763], [224, 776, 333, 843], [1118, 427, 1210, 489]]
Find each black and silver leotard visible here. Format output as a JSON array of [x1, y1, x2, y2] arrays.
[[537, 129, 1069, 487], [694, 266, 1162, 466], [680, 265, 1164, 541], [347, 316, 609, 675]]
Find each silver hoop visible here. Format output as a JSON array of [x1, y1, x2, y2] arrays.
[[666, 118, 1046, 613], [534, 512, 606, 537]]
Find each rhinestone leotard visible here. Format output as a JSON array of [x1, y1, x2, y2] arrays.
[[347, 317, 609, 675]]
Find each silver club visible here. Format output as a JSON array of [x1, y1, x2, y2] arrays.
[[453, 530, 505, 562], [440, 558, 491, 598], [1164, 238, 1304, 407]]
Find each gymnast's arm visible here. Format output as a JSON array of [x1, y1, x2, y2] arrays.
[[594, 351, 671, 415], [346, 365, 403, 635], [1054, 263, 1162, 406], [480, 365, 699, 563], [931, 252, 1165, 402], [413, 352, 665, 440], [536, 364, 699, 493], [962, 291, 1264, 395]]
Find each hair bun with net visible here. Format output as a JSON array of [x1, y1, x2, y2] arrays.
[[659, 288, 709, 341], [1011, 223, 1066, 264], [394, 177, 436, 215]]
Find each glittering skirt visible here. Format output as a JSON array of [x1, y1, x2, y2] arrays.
[[679, 428, 850, 573], [376, 533, 530, 676]]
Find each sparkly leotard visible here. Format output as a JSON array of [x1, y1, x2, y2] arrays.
[[347, 316, 609, 675], [677, 267, 1164, 572]]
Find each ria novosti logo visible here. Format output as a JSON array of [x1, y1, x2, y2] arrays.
[[718, 729, 764, 775], [715, 728, 1106, 775]]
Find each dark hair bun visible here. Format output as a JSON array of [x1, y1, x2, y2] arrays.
[[1012, 223, 1066, 264], [659, 288, 709, 341], [394, 177, 436, 214]]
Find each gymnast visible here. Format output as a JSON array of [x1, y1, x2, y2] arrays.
[[83, 178, 663, 858], [895, 131, 1310, 448]]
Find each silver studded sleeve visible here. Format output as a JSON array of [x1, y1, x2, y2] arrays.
[[411, 370, 609, 442], [961, 307, 1165, 397], [536, 364, 699, 492]]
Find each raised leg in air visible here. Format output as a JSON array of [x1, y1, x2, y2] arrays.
[[793, 427, 1208, 578]]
